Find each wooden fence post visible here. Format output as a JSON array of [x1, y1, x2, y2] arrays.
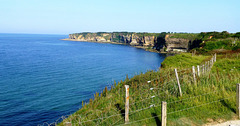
[[237, 84, 240, 119], [214, 53, 217, 62], [206, 62, 208, 72], [192, 66, 196, 84], [210, 58, 211, 68], [214, 54, 215, 62], [161, 101, 167, 126], [65, 122, 72, 126], [205, 62, 207, 73], [207, 62, 209, 72], [211, 58, 213, 67], [197, 65, 200, 77], [202, 65, 204, 75], [174, 69, 182, 97], [125, 85, 129, 124], [207, 61, 211, 72]]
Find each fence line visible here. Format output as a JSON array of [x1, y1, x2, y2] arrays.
[[167, 95, 234, 115], [49, 82, 177, 126], [129, 78, 178, 106], [39, 54, 222, 126], [114, 95, 234, 126], [118, 54, 218, 125], [129, 89, 228, 120], [167, 90, 219, 104], [41, 78, 177, 125]]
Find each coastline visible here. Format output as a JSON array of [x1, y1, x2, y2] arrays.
[[61, 38, 166, 54], [57, 52, 240, 125], [58, 38, 167, 124], [61, 38, 127, 45]]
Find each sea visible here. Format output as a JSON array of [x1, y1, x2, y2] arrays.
[[0, 33, 166, 126]]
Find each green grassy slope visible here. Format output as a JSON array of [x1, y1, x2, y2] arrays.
[[56, 31, 240, 126], [161, 53, 209, 69], [56, 52, 239, 126]]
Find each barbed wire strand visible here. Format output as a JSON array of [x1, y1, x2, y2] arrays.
[[38, 57, 216, 126], [167, 95, 234, 115], [115, 95, 232, 126], [168, 90, 219, 104]]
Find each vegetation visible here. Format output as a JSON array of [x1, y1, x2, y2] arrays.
[[56, 52, 239, 126], [197, 31, 233, 41], [135, 32, 161, 38], [233, 32, 240, 38], [59, 31, 240, 126], [169, 33, 199, 40], [161, 53, 209, 69], [71, 31, 238, 41], [70, 31, 240, 53], [203, 39, 240, 51]]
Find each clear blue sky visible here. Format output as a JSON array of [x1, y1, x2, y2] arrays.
[[0, 0, 239, 34]]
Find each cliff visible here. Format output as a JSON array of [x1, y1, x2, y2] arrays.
[[69, 32, 157, 46], [164, 34, 190, 52], [67, 32, 202, 53]]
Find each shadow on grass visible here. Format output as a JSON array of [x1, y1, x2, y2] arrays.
[[151, 113, 161, 126], [220, 100, 236, 113], [115, 103, 125, 118]]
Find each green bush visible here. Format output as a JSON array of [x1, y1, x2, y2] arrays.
[[204, 40, 235, 51]]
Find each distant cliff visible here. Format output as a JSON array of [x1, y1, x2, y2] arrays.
[[67, 32, 203, 53], [68, 32, 158, 46]]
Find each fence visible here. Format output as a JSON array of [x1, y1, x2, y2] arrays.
[[38, 53, 240, 126], [118, 54, 218, 125]]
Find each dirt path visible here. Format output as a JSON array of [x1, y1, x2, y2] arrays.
[[207, 120, 240, 126]]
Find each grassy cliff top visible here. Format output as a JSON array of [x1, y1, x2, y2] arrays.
[[55, 31, 240, 126], [56, 51, 239, 125], [70, 31, 240, 43], [168, 33, 199, 40]]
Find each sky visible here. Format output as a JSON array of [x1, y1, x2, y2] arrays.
[[0, 0, 239, 34]]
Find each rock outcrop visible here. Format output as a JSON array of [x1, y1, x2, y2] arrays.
[[68, 32, 199, 53], [165, 35, 189, 52], [69, 33, 157, 46]]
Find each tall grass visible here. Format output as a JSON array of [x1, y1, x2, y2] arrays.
[[161, 53, 209, 69], [56, 53, 239, 126]]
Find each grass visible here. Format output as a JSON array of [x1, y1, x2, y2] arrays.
[[62, 31, 240, 125], [55, 52, 239, 126], [203, 39, 240, 51], [61, 31, 240, 126], [62, 32, 240, 126], [161, 53, 209, 69], [169, 33, 199, 40]]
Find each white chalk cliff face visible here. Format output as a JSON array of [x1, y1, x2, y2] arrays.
[[69, 33, 156, 46], [165, 35, 189, 52], [68, 32, 192, 52]]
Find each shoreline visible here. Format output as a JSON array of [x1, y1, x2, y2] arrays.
[[61, 38, 167, 54], [58, 52, 240, 125], [59, 38, 167, 124]]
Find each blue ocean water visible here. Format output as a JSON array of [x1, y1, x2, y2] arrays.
[[0, 34, 166, 126]]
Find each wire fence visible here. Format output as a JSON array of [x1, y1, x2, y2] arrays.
[[114, 95, 235, 126], [38, 53, 240, 126]]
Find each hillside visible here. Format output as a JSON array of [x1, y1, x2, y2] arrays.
[[50, 53, 240, 125], [65, 31, 240, 53], [51, 52, 239, 126], [48, 31, 240, 126]]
